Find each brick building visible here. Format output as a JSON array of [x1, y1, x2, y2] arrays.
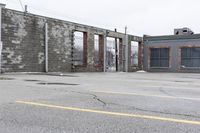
[[143, 28, 200, 72]]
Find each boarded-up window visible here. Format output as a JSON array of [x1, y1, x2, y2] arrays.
[[181, 47, 200, 67], [150, 48, 169, 67]]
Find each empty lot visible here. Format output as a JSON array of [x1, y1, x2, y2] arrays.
[[0, 72, 200, 133]]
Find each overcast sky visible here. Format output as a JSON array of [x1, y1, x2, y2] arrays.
[[2, 0, 200, 36]]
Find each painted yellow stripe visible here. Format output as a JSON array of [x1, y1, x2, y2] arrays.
[[91, 90, 200, 101], [16, 100, 200, 125]]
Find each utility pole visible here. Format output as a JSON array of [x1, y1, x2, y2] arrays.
[[125, 26, 127, 35], [115, 29, 118, 71]]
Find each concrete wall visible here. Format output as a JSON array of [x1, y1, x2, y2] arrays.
[[2, 9, 47, 72], [1, 7, 142, 73], [144, 37, 200, 72]]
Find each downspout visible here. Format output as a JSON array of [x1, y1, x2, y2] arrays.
[[0, 3, 6, 74], [103, 31, 107, 72], [114, 29, 118, 71], [45, 22, 48, 73]]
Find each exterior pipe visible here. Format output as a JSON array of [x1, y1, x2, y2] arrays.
[[103, 31, 107, 72], [45, 22, 48, 73], [125, 35, 129, 72], [114, 29, 118, 71], [124, 26, 128, 72], [0, 3, 6, 74]]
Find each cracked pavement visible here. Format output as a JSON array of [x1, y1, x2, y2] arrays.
[[0, 72, 200, 133]]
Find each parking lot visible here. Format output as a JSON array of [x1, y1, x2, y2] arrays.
[[0, 72, 200, 133]]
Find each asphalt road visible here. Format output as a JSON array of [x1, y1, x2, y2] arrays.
[[0, 72, 200, 133]]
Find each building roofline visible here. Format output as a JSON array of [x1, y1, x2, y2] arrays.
[[3, 7, 137, 37], [143, 34, 200, 41]]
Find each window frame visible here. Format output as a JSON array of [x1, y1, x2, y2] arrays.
[[73, 31, 87, 66], [180, 47, 200, 68], [149, 47, 170, 68]]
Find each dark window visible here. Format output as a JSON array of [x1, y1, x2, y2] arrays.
[[181, 47, 200, 67], [150, 48, 169, 67], [183, 30, 187, 32]]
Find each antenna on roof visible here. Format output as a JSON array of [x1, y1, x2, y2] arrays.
[[125, 26, 127, 35], [25, 5, 28, 13]]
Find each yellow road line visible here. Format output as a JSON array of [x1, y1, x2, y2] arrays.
[[16, 100, 200, 125], [91, 90, 200, 101]]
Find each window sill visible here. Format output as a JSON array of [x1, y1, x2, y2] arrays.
[[150, 67, 169, 69], [131, 65, 139, 67], [181, 67, 200, 69]]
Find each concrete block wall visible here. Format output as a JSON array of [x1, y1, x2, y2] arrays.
[[47, 20, 72, 72], [1, 7, 142, 73], [2, 9, 76, 72], [2, 9, 46, 72]]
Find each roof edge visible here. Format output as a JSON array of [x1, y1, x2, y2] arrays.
[[144, 34, 200, 41]]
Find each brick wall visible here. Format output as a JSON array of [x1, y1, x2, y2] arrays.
[[143, 37, 200, 72], [1, 8, 141, 73], [2, 9, 46, 72]]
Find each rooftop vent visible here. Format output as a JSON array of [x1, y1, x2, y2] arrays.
[[174, 28, 194, 35]]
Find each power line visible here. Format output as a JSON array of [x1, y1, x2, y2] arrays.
[[18, 0, 24, 11], [4, 0, 137, 34], [16, 1, 122, 31]]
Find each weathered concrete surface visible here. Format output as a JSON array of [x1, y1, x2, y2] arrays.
[[2, 9, 46, 72], [0, 72, 200, 132], [1, 7, 142, 73]]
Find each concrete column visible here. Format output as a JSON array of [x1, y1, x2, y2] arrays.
[[83, 32, 88, 66], [87, 31, 95, 66], [127, 37, 132, 72], [123, 34, 129, 72], [99, 35, 104, 71], [138, 41, 144, 70], [0, 3, 6, 73], [118, 38, 123, 71]]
